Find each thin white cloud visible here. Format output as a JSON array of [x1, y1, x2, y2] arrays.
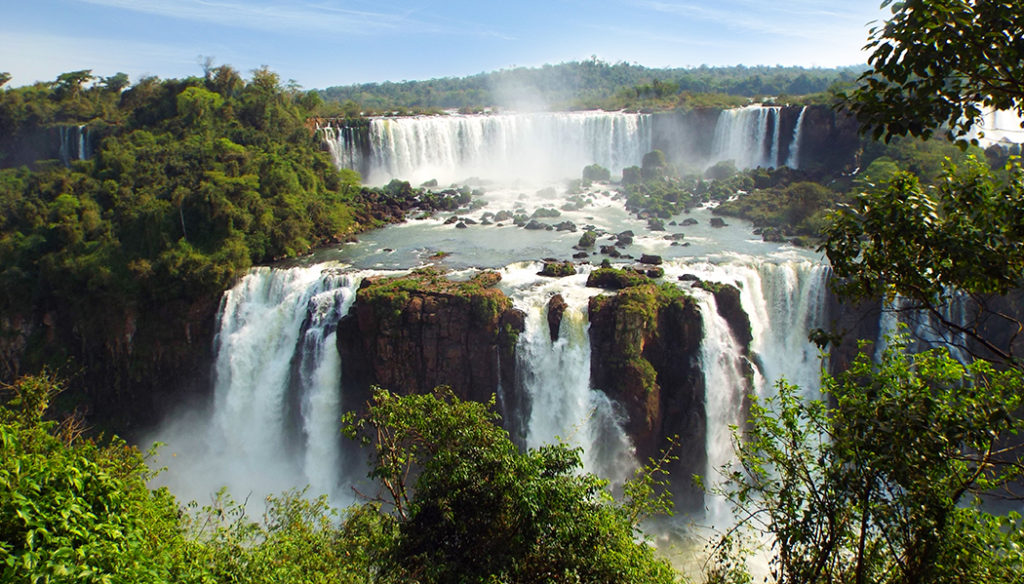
[[74, 0, 411, 34], [586, 24, 722, 48], [72, 0, 512, 39], [634, 0, 875, 42]]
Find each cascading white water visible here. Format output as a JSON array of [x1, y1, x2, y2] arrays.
[[502, 264, 637, 486], [672, 260, 830, 398], [152, 255, 832, 535], [325, 111, 653, 185], [59, 125, 89, 166], [319, 125, 364, 174], [709, 106, 783, 170], [785, 107, 807, 169], [156, 102, 837, 535], [659, 259, 830, 528], [151, 265, 363, 507], [691, 288, 749, 529]]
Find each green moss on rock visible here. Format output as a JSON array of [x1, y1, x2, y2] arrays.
[[585, 267, 650, 289]]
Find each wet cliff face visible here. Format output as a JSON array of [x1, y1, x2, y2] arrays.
[[0, 292, 221, 438], [337, 268, 760, 511], [797, 106, 862, 174], [336, 268, 525, 415]]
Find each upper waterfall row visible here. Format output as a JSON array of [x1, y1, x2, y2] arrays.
[[320, 106, 815, 186]]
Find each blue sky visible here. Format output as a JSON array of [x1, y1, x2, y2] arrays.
[[2, 0, 889, 89]]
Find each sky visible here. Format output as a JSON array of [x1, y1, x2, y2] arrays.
[[1, 0, 890, 90]]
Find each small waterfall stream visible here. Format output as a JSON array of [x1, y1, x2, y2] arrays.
[[153, 266, 365, 507], [785, 107, 807, 169], [709, 106, 784, 169], [692, 289, 749, 529]]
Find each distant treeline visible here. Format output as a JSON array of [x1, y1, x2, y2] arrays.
[[319, 59, 866, 113]]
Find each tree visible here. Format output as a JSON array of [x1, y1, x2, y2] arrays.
[[826, 0, 1024, 363], [844, 0, 1024, 143], [176, 86, 224, 126], [706, 340, 1024, 584], [52, 70, 94, 101], [101, 72, 130, 93], [0, 373, 187, 583], [824, 155, 1024, 363], [343, 387, 678, 584]]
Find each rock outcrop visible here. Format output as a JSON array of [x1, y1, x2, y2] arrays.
[[587, 273, 755, 511], [337, 267, 526, 430], [588, 279, 705, 509]]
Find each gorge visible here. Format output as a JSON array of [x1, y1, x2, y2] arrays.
[[149, 105, 868, 531]]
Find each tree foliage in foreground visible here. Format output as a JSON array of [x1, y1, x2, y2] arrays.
[[844, 0, 1024, 143], [706, 340, 1024, 584], [1, 376, 680, 583], [343, 387, 679, 584], [823, 155, 1024, 362]]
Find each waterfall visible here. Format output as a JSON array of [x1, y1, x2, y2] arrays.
[[319, 125, 364, 173], [504, 264, 637, 486], [323, 111, 653, 185], [151, 265, 362, 506], [692, 289, 749, 529], [675, 260, 830, 398], [877, 292, 973, 364], [58, 125, 89, 166], [152, 255, 832, 529], [660, 259, 829, 526], [709, 106, 783, 170], [785, 107, 807, 169]]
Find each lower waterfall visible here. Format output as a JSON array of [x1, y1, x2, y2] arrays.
[[151, 266, 366, 508], [693, 289, 749, 530], [149, 257, 831, 525], [503, 264, 637, 487]]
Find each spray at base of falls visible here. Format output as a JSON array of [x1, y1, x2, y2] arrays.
[[149, 266, 366, 508]]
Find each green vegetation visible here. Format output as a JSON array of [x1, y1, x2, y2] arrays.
[[320, 59, 863, 113], [357, 267, 511, 326], [0, 66, 371, 405], [715, 181, 837, 243], [1, 375, 195, 584], [824, 155, 1024, 360], [1, 374, 679, 584], [342, 387, 678, 583], [843, 0, 1024, 143], [582, 163, 611, 183], [703, 2, 1024, 581], [706, 340, 1024, 584], [588, 281, 692, 398], [586, 267, 654, 290], [538, 260, 577, 278]]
